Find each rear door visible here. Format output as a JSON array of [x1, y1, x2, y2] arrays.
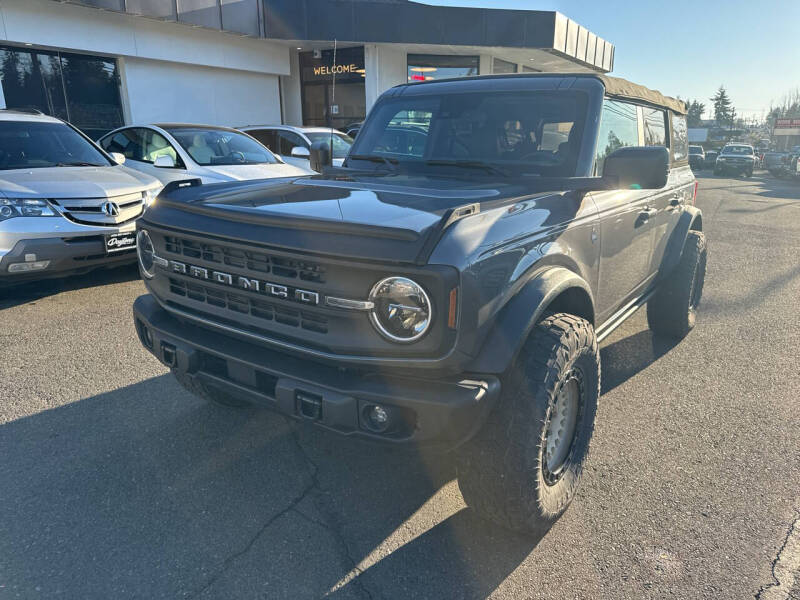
[[591, 99, 655, 321]]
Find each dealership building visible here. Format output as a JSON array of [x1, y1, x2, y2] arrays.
[[0, 0, 614, 138]]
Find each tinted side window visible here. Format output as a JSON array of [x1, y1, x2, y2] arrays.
[[642, 107, 667, 147], [277, 131, 306, 155], [670, 113, 688, 163], [594, 99, 639, 175], [101, 128, 146, 161], [248, 129, 277, 153]]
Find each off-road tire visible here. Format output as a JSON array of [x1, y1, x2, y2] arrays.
[[456, 313, 600, 536], [647, 230, 707, 339], [171, 369, 250, 408]]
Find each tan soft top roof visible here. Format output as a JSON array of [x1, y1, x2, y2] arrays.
[[594, 74, 686, 114]]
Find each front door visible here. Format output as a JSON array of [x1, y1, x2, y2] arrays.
[[593, 189, 655, 321], [591, 99, 656, 321]]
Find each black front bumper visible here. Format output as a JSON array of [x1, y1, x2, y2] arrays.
[[0, 236, 136, 284], [133, 294, 500, 446]]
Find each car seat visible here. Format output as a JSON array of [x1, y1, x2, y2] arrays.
[[187, 134, 215, 164]]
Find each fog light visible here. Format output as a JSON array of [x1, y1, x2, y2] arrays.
[[364, 404, 391, 432], [8, 260, 49, 273]]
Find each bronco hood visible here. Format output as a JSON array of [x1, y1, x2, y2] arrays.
[[142, 175, 554, 264]]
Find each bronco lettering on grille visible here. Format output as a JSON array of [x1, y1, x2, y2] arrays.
[[169, 260, 320, 305]]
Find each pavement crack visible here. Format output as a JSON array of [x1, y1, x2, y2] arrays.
[[755, 509, 800, 600], [287, 428, 377, 600], [185, 422, 320, 599]]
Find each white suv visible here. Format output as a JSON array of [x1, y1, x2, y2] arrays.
[[0, 110, 162, 284]]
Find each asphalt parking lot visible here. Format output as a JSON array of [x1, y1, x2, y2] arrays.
[[1, 172, 798, 600]]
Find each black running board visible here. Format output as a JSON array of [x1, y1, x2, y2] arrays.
[[595, 287, 657, 343]]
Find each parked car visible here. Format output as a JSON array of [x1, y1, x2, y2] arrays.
[[704, 150, 719, 169], [763, 151, 788, 176], [98, 124, 312, 185], [0, 110, 162, 284], [239, 125, 353, 170], [688, 145, 705, 170], [132, 73, 705, 535], [714, 143, 756, 177], [344, 122, 363, 139]]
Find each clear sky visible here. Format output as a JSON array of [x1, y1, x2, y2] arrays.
[[421, 0, 800, 120]]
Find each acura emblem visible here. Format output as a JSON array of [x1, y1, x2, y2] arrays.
[[101, 201, 120, 217]]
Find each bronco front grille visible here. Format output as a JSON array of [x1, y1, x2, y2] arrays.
[[163, 236, 326, 284], [168, 277, 329, 334]]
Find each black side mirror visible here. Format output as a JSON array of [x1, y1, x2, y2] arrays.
[[309, 140, 331, 173], [603, 146, 669, 190]]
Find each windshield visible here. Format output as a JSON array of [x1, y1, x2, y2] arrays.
[[0, 120, 110, 170], [689, 146, 703, 154], [722, 145, 753, 155], [306, 132, 353, 159], [348, 90, 587, 177], [167, 128, 278, 166]]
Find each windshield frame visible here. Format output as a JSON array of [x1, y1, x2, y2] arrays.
[[346, 88, 590, 178], [166, 127, 280, 167], [0, 119, 113, 171]]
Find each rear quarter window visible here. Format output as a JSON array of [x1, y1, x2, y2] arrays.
[[642, 107, 667, 147], [670, 113, 689, 163]]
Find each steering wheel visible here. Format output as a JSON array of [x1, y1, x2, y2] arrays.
[[230, 151, 245, 163]]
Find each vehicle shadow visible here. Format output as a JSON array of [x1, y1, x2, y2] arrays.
[[0, 263, 140, 309], [599, 329, 679, 395], [0, 374, 542, 599], [0, 322, 678, 598]]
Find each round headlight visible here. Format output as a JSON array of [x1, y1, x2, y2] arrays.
[[369, 277, 432, 343], [137, 229, 156, 279]]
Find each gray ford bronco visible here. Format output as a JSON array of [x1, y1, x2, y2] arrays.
[[133, 73, 706, 535]]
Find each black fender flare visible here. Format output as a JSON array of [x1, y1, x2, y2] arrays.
[[467, 267, 595, 375], [660, 206, 703, 276]]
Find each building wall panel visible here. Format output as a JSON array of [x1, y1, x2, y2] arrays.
[[123, 57, 281, 126]]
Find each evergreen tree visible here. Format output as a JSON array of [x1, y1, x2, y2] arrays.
[[686, 100, 705, 128], [711, 86, 734, 126]]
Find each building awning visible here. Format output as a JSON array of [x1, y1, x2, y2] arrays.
[[263, 0, 614, 72]]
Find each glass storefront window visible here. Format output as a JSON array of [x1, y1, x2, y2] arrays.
[[300, 47, 366, 130], [407, 54, 479, 83], [0, 45, 123, 139]]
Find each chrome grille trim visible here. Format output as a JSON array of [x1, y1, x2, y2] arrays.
[[53, 191, 145, 227]]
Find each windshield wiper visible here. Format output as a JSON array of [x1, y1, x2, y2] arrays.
[[55, 161, 105, 167], [425, 159, 509, 177], [348, 154, 399, 172]]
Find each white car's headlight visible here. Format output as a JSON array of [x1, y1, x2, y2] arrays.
[[369, 277, 432, 343]]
